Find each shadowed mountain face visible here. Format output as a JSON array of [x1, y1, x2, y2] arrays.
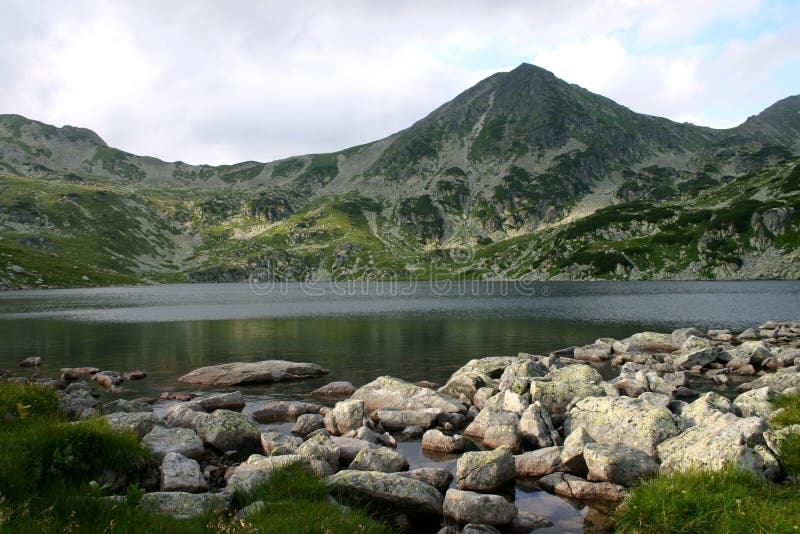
[[1, 63, 799, 288]]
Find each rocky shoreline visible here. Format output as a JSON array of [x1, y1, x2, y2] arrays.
[[4, 320, 800, 533]]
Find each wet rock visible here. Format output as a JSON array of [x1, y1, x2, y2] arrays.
[[519, 401, 560, 449], [123, 369, 147, 381], [400, 426, 424, 440], [443, 489, 516, 526], [421, 429, 467, 453], [674, 348, 717, 369], [353, 425, 396, 447], [160, 392, 197, 402], [354, 376, 466, 413], [398, 467, 453, 494], [160, 452, 207, 493], [310, 381, 357, 397], [461, 524, 501, 534], [330, 436, 379, 465], [537, 472, 625, 512], [560, 426, 594, 476], [192, 391, 246, 412], [227, 454, 331, 493], [456, 447, 515, 492], [291, 413, 325, 437], [93, 371, 123, 389], [297, 433, 340, 470], [260, 431, 301, 456], [178, 360, 329, 386], [103, 412, 164, 437], [530, 365, 605, 424], [583, 443, 658, 486], [142, 426, 205, 462], [372, 407, 442, 431], [349, 447, 409, 473], [194, 409, 261, 453], [565, 396, 682, 457], [439, 356, 518, 402], [18, 356, 41, 368], [514, 446, 563, 477], [510, 511, 554, 532], [326, 470, 444, 517], [324, 399, 369, 436], [250, 400, 322, 423], [139, 491, 229, 519]]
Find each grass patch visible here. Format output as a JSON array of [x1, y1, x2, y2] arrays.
[[772, 393, 800, 428], [614, 468, 800, 534]]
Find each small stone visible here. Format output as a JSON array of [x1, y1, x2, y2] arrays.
[[18, 356, 41, 368], [291, 413, 325, 437], [160, 452, 207, 493], [421, 429, 467, 453], [123, 369, 147, 381]]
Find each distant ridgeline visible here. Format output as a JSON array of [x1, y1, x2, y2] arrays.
[[1, 63, 799, 289]]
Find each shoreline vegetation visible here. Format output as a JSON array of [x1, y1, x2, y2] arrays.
[[2, 320, 800, 533]]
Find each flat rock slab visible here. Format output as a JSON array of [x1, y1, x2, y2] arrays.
[[139, 491, 229, 519], [178, 360, 329, 386], [326, 470, 443, 517], [537, 472, 625, 512]]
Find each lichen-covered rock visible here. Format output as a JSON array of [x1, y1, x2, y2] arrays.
[[291, 413, 325, 437], [483, 390, 530, 416], [618, 332, 681, 353], [160, 452, 207, 493], [530, 365, 605, 424], [674, 348, 717, 369], [297, 433, 340, 470], [560, 426, 594, 475], [439, 357, 518, 402], [733, 387, 776, 418], [326, 470, 443, 517], [737, 370, 800, 394], [565, 396, 681, 457], [537, 472, 625, 512], [330, 436, 379, 464], [164, 404, 203, 429], [59, 389, 98, 419], [142, 426, 205, 462], [443, 489, 517, 526], [421, 429, 467, 453], [349, 447, 409, 473], [354, 376, 465, 413], [497, 357, 547, 394], [574, 343, 613, 362], [519, 401, 559, 449], [310, 381, 357, 397], [483, 422, 522, 452], [178, 360, 329, 386], [398, 468, 453, 494], [464, 409, 519, 439], [103, 412, 164, 437], [583, 443, 657, 486], [372, 407, 442, 431], [139, 491, 229, 519], [681, 391, 733, 426], [260, 431, 301, 456], [227, 454, 332, 493], [514, 447, 563, 477], [323, 399, 368, 436], [194, 410, 261, 453], [192, 391, 246, 412], [250, 401, 322, 423], [456, 447, 515, 492]]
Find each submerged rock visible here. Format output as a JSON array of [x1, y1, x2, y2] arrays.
[[178, 360, 329, 386]]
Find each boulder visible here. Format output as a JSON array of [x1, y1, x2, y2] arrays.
[[349, 447, 409, 473], [164, 404, 204, 429], [260, 431, 301, 456], [583, 443, 658, 486], [443, 489, 516, 526], [473, 387, 497, 410], [537, 472, 625, 512], [310, 381, 357, 397], [227, 454, 332, 493], [193, 410, 261, 453], [139, 492, 229, 519], [250, 401, 322, 423], [93, 371, 123, 389], [483, 390, 530, 416], [456, 447, 515, 492], [160, 452, 207, 493], [59, 389, 98, 419], [142, 426, 205, 462], [398, 468, 453, 494], [102, 399, 153, 414], [421, 429, 467, 454], [372, 407, 442, 431], [324, 399, 369, 436], [737, 370, 800, 395], [123, 369, 147, 381], [657, 412, 778, 478], [514, 447, 563, 477], [681, 391, 733, 426], [330, 436, 379, 465], [560, 427, 594, 476], [297, 433, 340, 470], [674, 348, 717, 369], [192, 391, 246, 412], [439, 356, 518, 402], [618, 332, 681, 353], [574, 344, 612, 362], [565, 396, 682, 457], [178, 360, 329, 386], [18, 356, 42, 368], [461, 525, 501, 534], [60, 366, 100, 381], [530, 365, 605, 424], [483, 422, 522, 452], [497, 357, 547, 394], [291, 413, 325, 437], [464, 409, 519, 439], [733, 387, 776, 418], [325, 470, 444, 517], [103, 412, 164, 437], [519, 401, 559, 449], [510, 511, 554, 532], [353, 376, 465, 413]]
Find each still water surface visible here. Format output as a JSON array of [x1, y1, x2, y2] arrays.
[[1, 281, 798, 532]]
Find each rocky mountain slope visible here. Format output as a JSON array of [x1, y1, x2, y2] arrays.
[[1, 64, 798, 289]]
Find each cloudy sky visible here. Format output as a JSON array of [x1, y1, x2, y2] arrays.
[[1, 0, 798, 166]]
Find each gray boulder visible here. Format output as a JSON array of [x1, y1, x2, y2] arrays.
[[103, 412, 164, 437], [583, 443, 658, 486], [372, 407, 442, 431], [325, 470, 444, 517], [514, 447, 563, 478], [464, 409, 519, 439], [325, 399, 370, 437], [537, 472, 625, 512], [330, 436, 379, 464], [483, 390, 530, 416], [439, 356, 517, 402], [353, 376, 465, 413], [193, 410, 261, 453], [227, 454, 332, 493], [139, 491, 229, 519], [681, 391, 733, 426], [510, 511, 554, 532], [18, 356, 42, 368], [497, 357, 547, 395], [260, 431, 301, 456], [250, 401, 322, 423], [421, 429, 467, 453], [519, 401, 559, 449], [297, 433, 340, 470], [142, 426, 205, 462], [291, 413, 325, 437], [160, 452, 207, 493], [192, 391, 245, 412], [310, 381, 357, 397], [349, 447, 409, 473], [530, 365, 605, 424], [59, 389, 98, 419], [737, 370, 800, 395], [456, 447, 515, 492], [565, 396, 682, 457], [560, 426, 594, 476], [178, 360, 329, 386], [733, 387, 776, 418], [398, 468, 453, 494], [442, 489, 517, 526]]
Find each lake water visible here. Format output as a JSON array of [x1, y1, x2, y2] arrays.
[[1, 280, 799, 532]]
